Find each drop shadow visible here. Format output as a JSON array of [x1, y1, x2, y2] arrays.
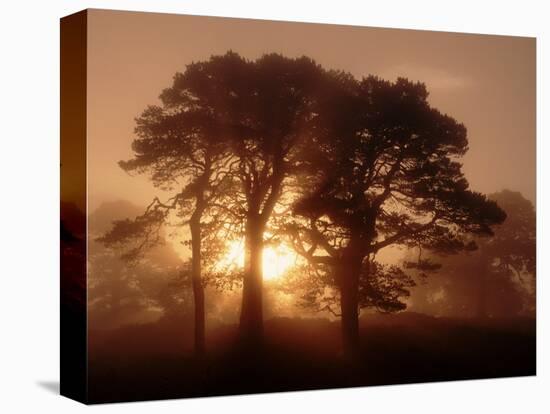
[[36, 380, 60, 395]]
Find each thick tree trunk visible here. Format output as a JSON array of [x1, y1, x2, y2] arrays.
[[337, 254, 362, 359], [190, 219, 205, 356], [239, 216, 265, 347]]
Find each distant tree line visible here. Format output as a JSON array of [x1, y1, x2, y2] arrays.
[[408, 190, 535, 319]]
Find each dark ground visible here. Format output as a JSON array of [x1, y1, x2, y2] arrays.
[[87, 312, 536, 404]]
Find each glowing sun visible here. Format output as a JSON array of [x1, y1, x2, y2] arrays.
[[222, 240, 297, 281]]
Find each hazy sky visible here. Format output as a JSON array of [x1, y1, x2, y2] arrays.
[[87, 9, 535, 212]]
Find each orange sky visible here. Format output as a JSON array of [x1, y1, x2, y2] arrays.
[[87, 9, 536, 212]]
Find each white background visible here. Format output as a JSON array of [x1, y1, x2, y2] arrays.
[[0, 0, 547, 412]]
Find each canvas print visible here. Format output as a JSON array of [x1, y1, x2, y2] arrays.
[[60, 9, 536, 404]]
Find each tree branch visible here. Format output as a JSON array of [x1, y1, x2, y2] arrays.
[[370, 213, 439, 253]]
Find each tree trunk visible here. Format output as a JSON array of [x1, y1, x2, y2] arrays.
[[190, 219, 205, 356], [239, 216, 265, 347], [337, 253, 362, 359]]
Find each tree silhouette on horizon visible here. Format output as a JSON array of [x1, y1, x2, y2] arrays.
[[156, 52, 333, 346], [98, 74, 237, 355], [286, 76, 506, 357]]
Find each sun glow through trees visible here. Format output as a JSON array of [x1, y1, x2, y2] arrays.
[[222, 240, 298, 281]]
